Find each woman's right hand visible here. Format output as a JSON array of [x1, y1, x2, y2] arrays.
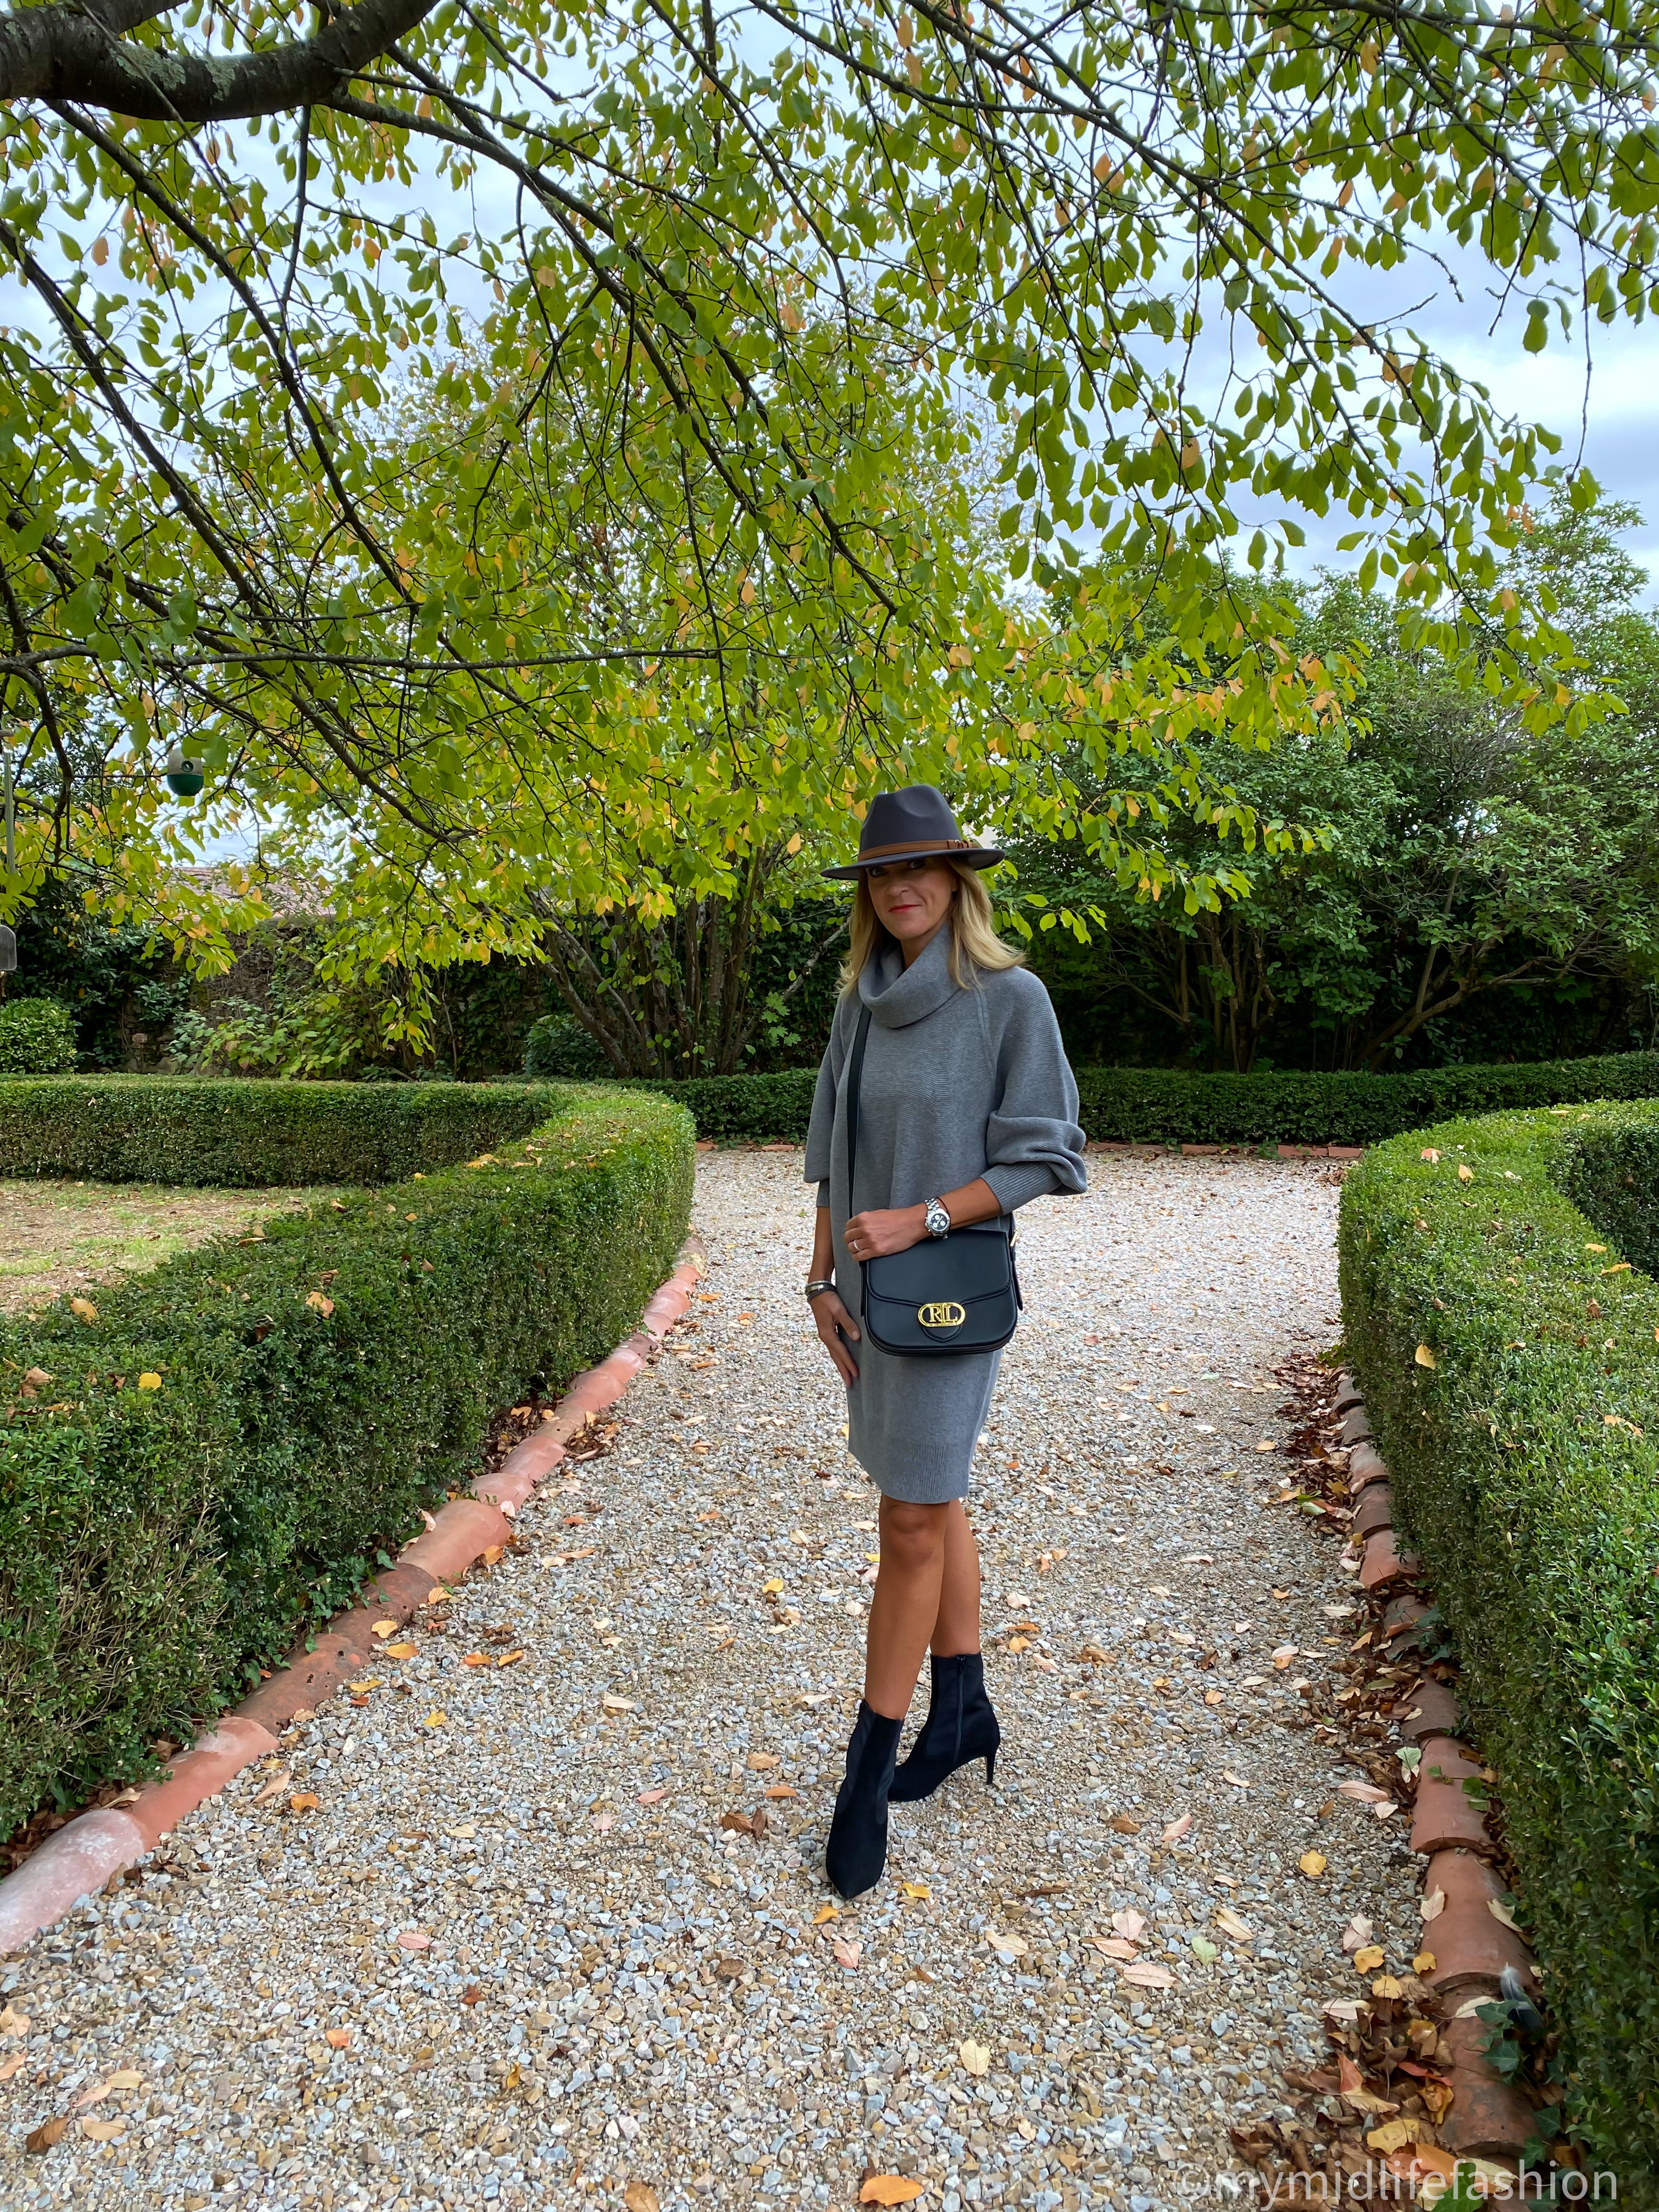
[[811, 1289, 861, 1385]]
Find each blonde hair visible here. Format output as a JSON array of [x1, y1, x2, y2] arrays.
[[839, 857, 1024, 995]]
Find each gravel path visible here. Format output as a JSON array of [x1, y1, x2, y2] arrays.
[[1, 1150, 1426, 2212]]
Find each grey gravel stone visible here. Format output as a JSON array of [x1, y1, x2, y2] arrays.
[[0, 1149, 1421, 2210]]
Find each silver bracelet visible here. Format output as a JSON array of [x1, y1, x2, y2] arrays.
[[804, 1278, 836, 1300]]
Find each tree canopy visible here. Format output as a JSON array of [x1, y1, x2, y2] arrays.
[[2, 0, 1656, 990]]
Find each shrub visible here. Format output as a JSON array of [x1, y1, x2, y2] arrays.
[[0, 1075, 561, 1186], [575, 1048, 1659, 1148], [1338, 1103, 1659, 2180], [524, 1011, 609, 1080], [0, 1085, 694, 1834], [0, 997, 77, 1075]]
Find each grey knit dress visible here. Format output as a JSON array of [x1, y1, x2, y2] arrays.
[[803, 932, 1087, 1503]]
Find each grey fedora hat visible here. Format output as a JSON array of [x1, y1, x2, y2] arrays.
[[821, 785, 1005, 880]]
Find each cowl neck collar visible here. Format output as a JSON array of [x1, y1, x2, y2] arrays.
[[858, 925, 961, 1028]]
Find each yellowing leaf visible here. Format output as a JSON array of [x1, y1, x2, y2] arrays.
[[305, 1291, 335, 1316], [1353, 1944, 1386, 1972], [1456, 1163, 1473, 1183], [1412, 1950, 1438, 1975], [1299, 1851, 1328, 1878], [384, 1642, 418, 1660], [901, 1881, 931, 1900], [370, 1620, 398, 1638], [812, 1905, 839, 1924], [860, 2178, 925, 2205], [496, 1648, 525, 1667], [624, 2187, 662, 2212], [462, 1652, 492, 1667], [1414, 1344, 1436, 1368], [761, 1576, 785, 1596], [288, 1793, 320, 1813], [137, 1372, 162, 1391], [70, 1298, 98, 1323], [424, 1709, 447, 1727]]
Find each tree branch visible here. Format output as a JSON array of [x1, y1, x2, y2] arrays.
[[0, 0, 435, 120]]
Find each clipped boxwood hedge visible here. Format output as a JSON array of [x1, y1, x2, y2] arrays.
[[598, 1047, 1659, 1148], [1338, 1103, 1659, 2176], [0, 1074, 559, 1185], [0, 1084, 693, 1837]]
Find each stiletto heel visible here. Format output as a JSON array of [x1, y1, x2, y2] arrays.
[[889, 1652, 1002, 1804], [984, 1748, 997, 1786]]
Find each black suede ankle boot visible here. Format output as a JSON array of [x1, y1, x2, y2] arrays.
[[887, 1651, 1001, 1804], [825, 1701, 903, 1900]]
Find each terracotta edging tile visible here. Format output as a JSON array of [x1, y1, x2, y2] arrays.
[[1351, 1486, 1395, 1540], [0, 1240, 705, 1953], [1421, 1848, 1539, 1998], [1331, 1381, 1541, 2167]]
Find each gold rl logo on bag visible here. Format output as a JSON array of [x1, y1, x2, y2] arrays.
[[918, 1301, 967, 1330]]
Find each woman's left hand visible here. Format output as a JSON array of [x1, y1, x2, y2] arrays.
[[842, 1205, 927, 1261]]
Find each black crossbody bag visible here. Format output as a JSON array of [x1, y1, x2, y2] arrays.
[[844, 1002, 1022, 1357]]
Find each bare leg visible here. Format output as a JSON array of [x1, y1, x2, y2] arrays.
[[930, 1499, 983, 1656], [864, 1499, 948, 1720]]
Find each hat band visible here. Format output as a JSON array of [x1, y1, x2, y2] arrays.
[[855, 836, 976, 861]]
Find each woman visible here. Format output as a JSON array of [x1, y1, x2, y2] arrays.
[[803, 785, 1086, 1898]]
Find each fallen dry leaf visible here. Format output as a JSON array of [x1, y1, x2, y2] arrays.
[[1457, 1163, 1474, 1183], [0, 2053, 26, 2082], [764, 1783, 798, 1800], [0, 2004, 31, 2038], [496, 1649, 525, 1667], [901, 1881, 931, 1900], [1299, 1851, 1328, 1879], [1488, 1898, 1522, 1932], [1353, 1944, 1386, 1972], [325, 2029, 353, 2049], [24, 2115, 68, 2154], [370, 1620, 399, 1639], [1222, 1769, 1251, 1790], [250, 1769, 292, 1807], [959, 2038, 991, 2077], [137, 1372, 162, 1391], [1413, 1950, 1438, 1975], [288, 1793, 320, 1814], [424, 1710, 447, 1728], [80, 2116, 125, 2142], [713, 1955, 746, 1980], [1215, 1908, 1253, 1944], [1414, 1344, 1437, 1369], [812, 1905, 839, 1925], [1341, 1914, 1375, 1952], [1339, 1778, 1392, 1805], [623, 2185, 661, 2212], [1121, 1960, 1177, 1989], [1092, 1937, 1138, 1961], [396, 1930, 432, 1953], [1108, 1814, 1141, 1835], [1161, 1811, 1192, 1842], [462, 1653, 492, 1668], [482, 1544, 505, 1565], [69, 1298, 98, 1323], [746, 1751, 780, 1771], [831, 1938, 863, 1970], [984, 1927, 1029, 1959], [383, 1641, 418, 1660], [637, 1787, 669, 1805], [860, 2178, 926, 2206], [1110, 1909, 1146, 1942], [304, 1291, 335, 1316], [602, 1693, 636, 1714]]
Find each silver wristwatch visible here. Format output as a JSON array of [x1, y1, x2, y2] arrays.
[[923, 1196, 951, 1239]]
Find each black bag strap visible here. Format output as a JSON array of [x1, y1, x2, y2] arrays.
[[845, 1002, 873, 1221]]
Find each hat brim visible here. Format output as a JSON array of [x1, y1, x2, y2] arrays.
[[821, 843, 1006, 882]]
